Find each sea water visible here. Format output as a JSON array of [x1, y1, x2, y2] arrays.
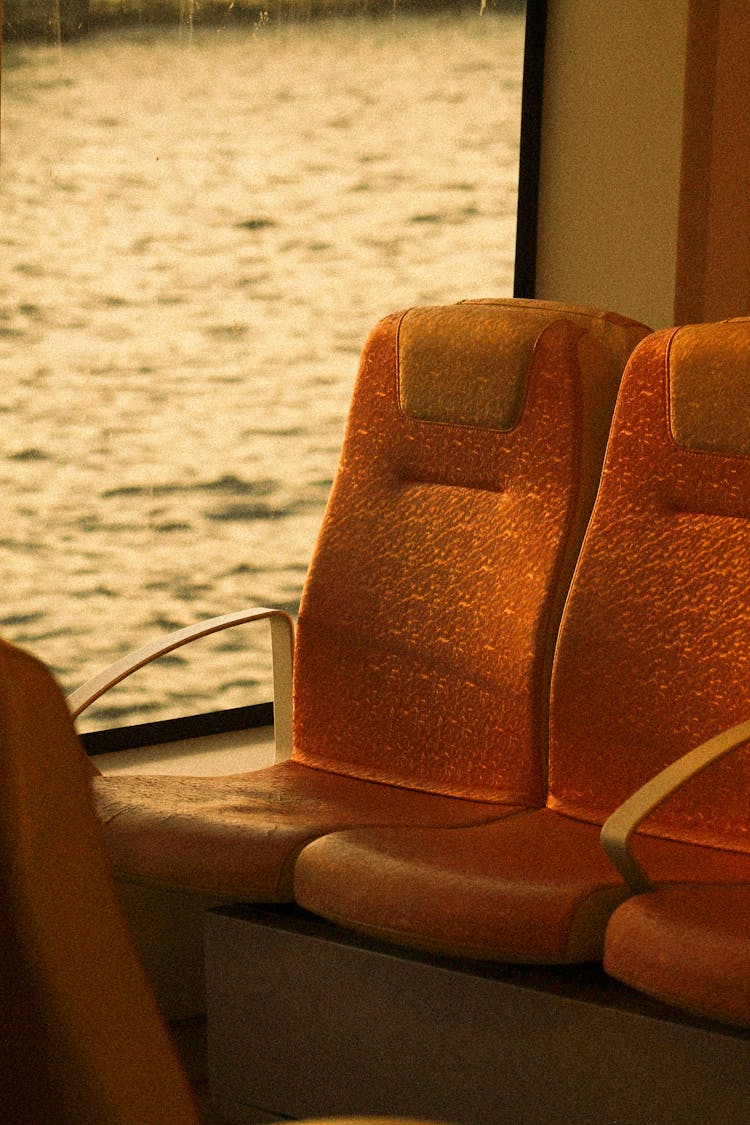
[[1, 8, 524, 729]]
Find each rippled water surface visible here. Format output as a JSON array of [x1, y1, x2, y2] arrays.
[[1, 9, 524, 728]]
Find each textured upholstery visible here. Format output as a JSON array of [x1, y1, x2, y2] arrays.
[[293, 299, 648, 800], [0, 639, 199, 1124], [549, 322, 750, 844], [295, 318, 750, 963], [91, 299, 648, 899], [604, 886, 750, 1027]]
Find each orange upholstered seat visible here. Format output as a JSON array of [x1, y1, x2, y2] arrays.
[[605, 885, 750, 1027], [294, 318, 750, 964], [600, 717, 750, 1026], [77, 299, 647, 902], [0, 638, 200, 1124]]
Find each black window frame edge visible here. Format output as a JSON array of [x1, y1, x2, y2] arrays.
[[82, 701, 275, 754], [513, 0, 547, 299]]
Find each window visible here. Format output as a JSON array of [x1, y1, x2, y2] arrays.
[[2, 0, 527, 729]]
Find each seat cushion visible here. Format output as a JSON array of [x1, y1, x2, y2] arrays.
[[295, 810, 622, 962], [294, 808, 750, 963], [604, 885, 750, 1027], [92, 760, 511, 900]]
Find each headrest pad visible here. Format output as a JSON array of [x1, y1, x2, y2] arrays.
[[669, 319, 750, 455], [399, 304, 556, 430], [398, 300, 649, 430]]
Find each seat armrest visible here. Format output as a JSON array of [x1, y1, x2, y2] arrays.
[[67, 608, 295, 763], [600, 718, 750, 892]]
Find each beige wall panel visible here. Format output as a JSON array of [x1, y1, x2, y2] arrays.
[[535, 0, 689, 328]]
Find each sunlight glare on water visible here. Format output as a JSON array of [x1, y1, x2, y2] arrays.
[[1, 8, 525, 728]]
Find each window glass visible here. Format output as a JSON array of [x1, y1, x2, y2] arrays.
[[1, 1, 526, 729]]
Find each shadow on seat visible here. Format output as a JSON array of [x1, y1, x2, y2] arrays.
[[69, 299, 648, 1011], [293, 317, 750, 966]]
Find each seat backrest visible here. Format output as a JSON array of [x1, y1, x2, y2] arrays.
[[292, 299, 650, 804], [549, 318, 750, 847], [0, 639, 199, 1125]]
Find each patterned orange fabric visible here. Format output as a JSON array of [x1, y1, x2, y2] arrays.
[[550, 321, 750, 849], [293, 301, 649, 803]]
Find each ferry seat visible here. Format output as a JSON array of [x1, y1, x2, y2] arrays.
[[70, 300, 648, 907], [0, 637, 200, 1125], [600, 717, 750, 1027], [293, 318, 750, 965]]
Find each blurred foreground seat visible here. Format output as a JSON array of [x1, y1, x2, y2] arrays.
[[0, 637, 200, 1124], [294, 317, 750, 967], [0, 634, 459, 1125]]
